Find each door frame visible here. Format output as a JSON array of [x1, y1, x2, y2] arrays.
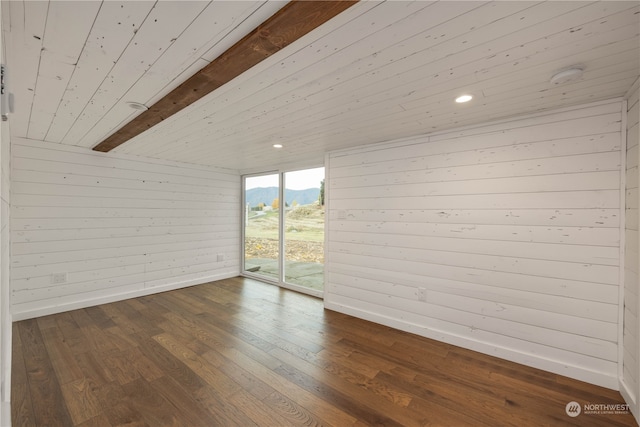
[[241, 167, 325, 298]]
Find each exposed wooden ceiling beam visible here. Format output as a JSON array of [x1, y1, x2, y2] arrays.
[[93, 0, 358, 153]]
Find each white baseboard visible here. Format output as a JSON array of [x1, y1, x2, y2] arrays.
[[11, 272, 237, 321], [324, 300, 619, 391], [0, 401, 9, 427], [619, 378, 639, 423]]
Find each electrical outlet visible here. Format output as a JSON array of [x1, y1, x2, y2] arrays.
[[418, 287, 427, 302], [51, 273, 67, 284]]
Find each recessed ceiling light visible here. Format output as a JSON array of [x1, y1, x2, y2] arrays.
[[126, 101, 148, 111], [273, 144, 283, 148], [455, 94, 473, 103]]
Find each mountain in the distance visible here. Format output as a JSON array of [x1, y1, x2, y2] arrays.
[[245, 187, 320, 208]]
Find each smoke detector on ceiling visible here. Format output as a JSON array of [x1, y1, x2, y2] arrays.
[[550, 67, 584, 85], [126, 102, 149, 111]]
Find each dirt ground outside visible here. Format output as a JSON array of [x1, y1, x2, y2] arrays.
[[245, 204, 325, 263]]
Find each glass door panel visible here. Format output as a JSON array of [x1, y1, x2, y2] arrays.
[[244, 173, 280, 282], [283, 167, 325, 291]]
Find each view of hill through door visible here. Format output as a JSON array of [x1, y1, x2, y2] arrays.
[[244, 173, 279, 284], [243, 168, 324, 296], [284, 168, 325, 292]]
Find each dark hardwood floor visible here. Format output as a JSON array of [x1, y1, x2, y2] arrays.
[[11, 277, 638, 426]]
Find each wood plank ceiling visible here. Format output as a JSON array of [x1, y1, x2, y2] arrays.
[[92, 0, 358, 152], [3, 1, 639, 173]]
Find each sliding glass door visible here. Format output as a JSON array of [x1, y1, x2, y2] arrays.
[[243, 173, 280, 282], [243, 168, 324, 296], [283, 168, 324, 292]]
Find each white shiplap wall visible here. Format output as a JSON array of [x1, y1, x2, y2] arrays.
[[0, 93, 10, 421], [10, 138, 240, 320], [623, 77, 640, 419], [0, 5, 11, 420], [326, 99, 624, 388]]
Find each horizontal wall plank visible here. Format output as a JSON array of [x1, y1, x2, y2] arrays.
[[628, 188, 639, 209], [629, 122, 639, 149], [11, 247, 239, 280], [12, 258, 234, 301], [13, 275, 149, 306], [627, 167, 639, 191], [329, 222, 619, 246], [332, 285, 618, 361], [330, 105, 622, 168], [12, 194, 237, 210], [328, 208, 620, 228], [330, 190, 620, 210], [328, 272, 617, 341], [626, 309, 639, 352], [331, 151, 621, 187], [625, 248, 639, 275], [329, 252, 620, 303], [11, 216, 237, 231], [12, 170, 238, 196], [12, 231, 237, 255], [624, 328, 639, 371], [331, 171, 620, 199], [628, 145, 639, 170], [331, 133, 621, 178], [624, 284, 638, 332], [12, 139, 239, 182], [331, 230, 618, 265], [326, 100, 623, 385], [11, 156, 238, 189], [12, 206, 237, 219], [12, 224, 236, 243], [11, 141, 240, 318], [331, 240, 618, 285], [629, 98, 640, 128], [329, 261, 618, 306], [11, 239, 238, 267]]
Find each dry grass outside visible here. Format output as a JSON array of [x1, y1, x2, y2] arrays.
[[245, 204, 325, 264], [245, 237, 324, 263]]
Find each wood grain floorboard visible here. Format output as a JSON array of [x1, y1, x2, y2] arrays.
[[16, 319, 74, 426], [11, 323, 35, 427], [11, 277, 639, 426]]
